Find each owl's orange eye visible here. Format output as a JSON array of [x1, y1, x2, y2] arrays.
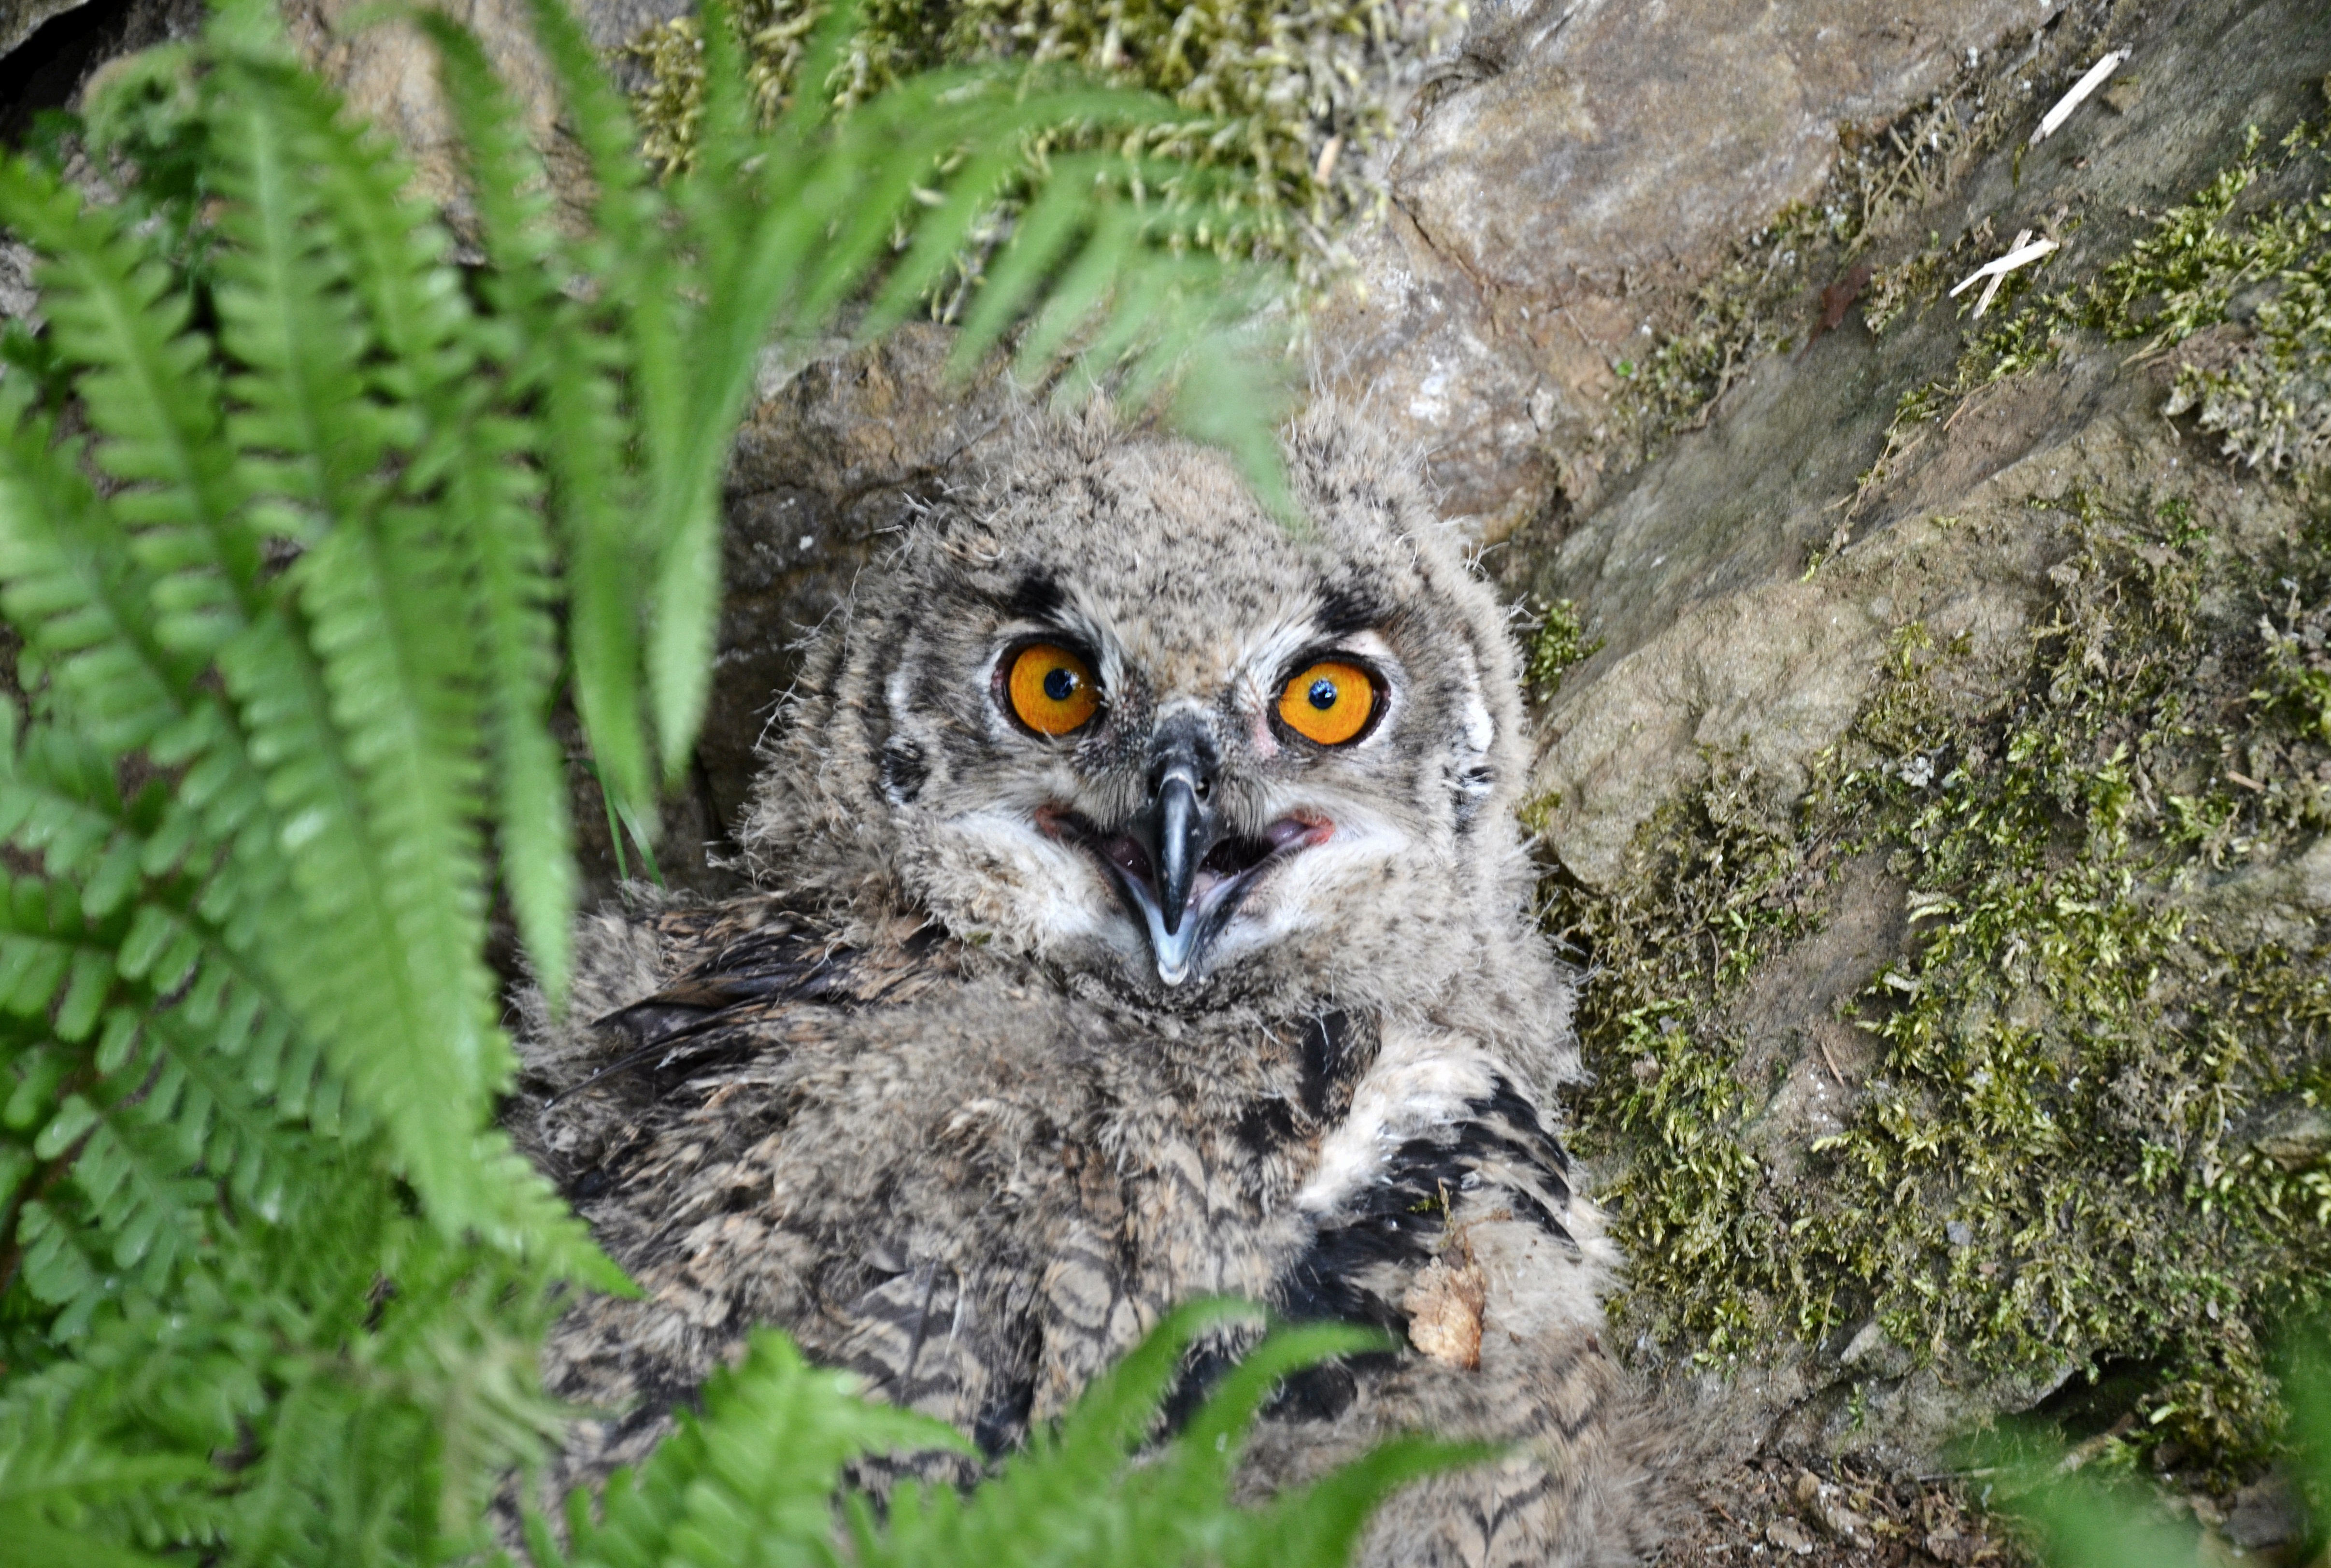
[[1007, 643, 1101, 736], [1277, 660, 1376, 746]]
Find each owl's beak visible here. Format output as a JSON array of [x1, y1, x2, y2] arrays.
[[1132, 742, 1221, 986], [1042, 725, 1325, 988]]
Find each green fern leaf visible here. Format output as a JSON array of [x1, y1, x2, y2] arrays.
[[1225, 1436, 1494, 1568], [426, 12, 657, 834], [0, 164, 263, 646], [0, 1435, 204, 1567], [0, 1, 1324, 1560], [567, 1328, 964, 1568], [278, 34, 578, 998], [0, 388, 199, 755]]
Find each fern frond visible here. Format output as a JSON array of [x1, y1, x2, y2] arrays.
[[565, 1328, 966, 1568], [429, 11, 658, 831], [0, 390, 199, 756], [444, 431, 573, 1001], [0, 744, 321, 1326], [178, 53, 523, 1244], [0, 1434, 204, 1567], [0, 379, 293, 933], [0, 0, 1331, 1559], [281, 46, 583, 992], [511, 0, 683, 805], [272, 29, 578, 1002], [53, 1102, 210, 1298], [948, 151, 1113, 363], [850, 1307, 1473, 1568], [0, 165, 262, 652], [206, 64, 388, 539], [1224, 1436, 1493, 1568], [1057, 1297, 1263, 1460], [1175, 1321, 1384, 1467], [139, 1008, 306, 1222]]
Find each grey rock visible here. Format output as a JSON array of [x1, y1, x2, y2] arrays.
[[2253, 1104, 2331, 1172], [1319, 0, 2068, 529], [1764, 1516, 1815, 1555], [0, 241, 36, 328], [1839, 1320, 1910, 1381], [1, 0, 205, 143], [1793, 1469, 1872, 1547], [274, 0, 572, 217], [1, 0, 86, 61], [1516, 0, 2331, 892], [2302, 833, 2331, 907], [569, 0, 687, 48], [2224, 1476, 2305, 1551]]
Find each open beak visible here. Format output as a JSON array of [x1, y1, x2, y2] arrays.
[[1134, 753, 1216, 984], [1049, 723, 1331, 987]]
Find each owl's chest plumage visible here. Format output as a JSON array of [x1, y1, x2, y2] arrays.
[[522, 921, 1387, 1469]]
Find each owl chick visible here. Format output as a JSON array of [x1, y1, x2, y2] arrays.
[[515, 402, 1674, 1566]]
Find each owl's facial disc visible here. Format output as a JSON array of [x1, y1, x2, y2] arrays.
[[1037, 719, 1334, 986]]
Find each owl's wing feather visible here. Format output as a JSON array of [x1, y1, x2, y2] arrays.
[[1278, 1047, 1580, 1335], [1248, 1031, 1678, 1568]]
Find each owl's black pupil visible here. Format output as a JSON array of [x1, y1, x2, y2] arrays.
[[1043, 667, 1078, 702], [1307, 678, 1338, 711]]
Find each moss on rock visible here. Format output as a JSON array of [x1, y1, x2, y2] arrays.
[[1852, 113, 2331, 513], [1544, 108, 2331, 1480], [625, 0, 1462, 287], [1557, 474, 2331, 1479], [1602, 4, 2140, 468], [1522, 597, 1602, 701]]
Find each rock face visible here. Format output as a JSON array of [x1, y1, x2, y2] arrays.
[[1491, 0, 2331, 1482], [0, 0, 669, 213], [2, 0, 87, 60], [1317, 0, 2074, 530], [274, 0, 690, 217], [0, 0, 205, 144]]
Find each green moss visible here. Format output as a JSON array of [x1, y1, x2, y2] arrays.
[[2159, 154, 2331, 484], [1522, 598, 1603, 699], [625, 0, 1460, 286], [1559, 486, 2331, 1478], [1862, 230, 1945, 338], [2262, 582, 2331, 743], [1544, 757, 1829, 1359]]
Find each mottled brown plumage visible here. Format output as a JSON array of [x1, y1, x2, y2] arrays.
[[513, 403, 1676, 1565]]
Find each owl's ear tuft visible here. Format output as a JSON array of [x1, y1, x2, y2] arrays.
[[880, 737, 930, 805]]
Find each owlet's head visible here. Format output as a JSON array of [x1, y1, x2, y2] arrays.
[[740, 404, 1541, 1016]]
